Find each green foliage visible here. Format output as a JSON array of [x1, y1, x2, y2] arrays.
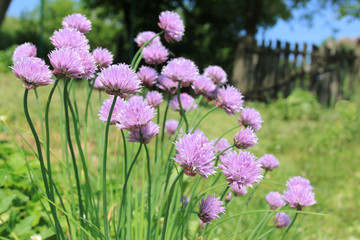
[[0, 141, 54, 239], [0, 45, 16, 72]]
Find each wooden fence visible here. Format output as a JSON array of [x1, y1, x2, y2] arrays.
[[232, 35, 357, 105]]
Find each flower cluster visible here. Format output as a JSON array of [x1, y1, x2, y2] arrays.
[[283, 176, 316, 210]]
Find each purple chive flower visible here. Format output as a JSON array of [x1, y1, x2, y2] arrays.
[[233, 128, 258, 149], [97, 64, 141, 98], [12, 57, 53, 90], [78, 50, 96, 79], [12, 42, 37, 63], [165, 119, 179, 136], [92, 47, 113, 69], [137, 66, 158, 87], [219, 151, 263, 189], [204, 86, 219, 101], [258, 154, 279, 171], [225, 192, 232, 203], [116, 96, 155, 130], [232, 185, 248, 196], [62, 13, 92, 34], [127, 122, 159, 144], [274, 213, 291, 228], [266, 192, 285, 210], [216, 85, 244, 115], [210, 138, 231, 159], [161, 57, 199, 87], [169, 93, 198, 112], [98, 96, 126, 124], [204, 65, 228, 86], [238, 107, 263, 130], [192, 75, 216, 95], [134, 31, 162, 47], [158, 11, 185, 43], [283, 176, 316, 210], [198, 194, 225, 224], [50, 28, 89, 51], [49, 47, 84, 78], [142, 44, 169, 65], [156, 75, 178, 94], [174, 131, 216, 179], [146, 91, 163, 108]]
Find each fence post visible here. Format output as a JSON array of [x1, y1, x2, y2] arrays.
[[272, 40, 281, 97], [300, 43, 307, 88], [309, 44, 319, 93]]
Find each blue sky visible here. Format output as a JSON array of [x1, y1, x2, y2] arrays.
[[7, 0, 360, 46]]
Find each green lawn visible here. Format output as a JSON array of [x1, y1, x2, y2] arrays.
[[1, 72, 359, 239]]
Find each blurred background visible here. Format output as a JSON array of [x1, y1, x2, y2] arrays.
[[0, 0, 360, 239]]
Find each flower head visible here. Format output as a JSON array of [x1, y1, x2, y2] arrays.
[[204, 65, 227, 86], [49, 47, 84, 78], [198, 194, 225, 223], [216, 85, 243, 115], [97, 64, 141, 97], [233, 128, 258, 149], [219, 151, 263, 189], [225, 192, 232, 203], [142, 44, 169, 65], [174, 131, 216, 179], [156, 75, 178, 94], [134, 31, 162, 47], [30, 234, 42, 240], [165, 119, 179, 136], [258, 154, 279, 171], [92, 47, 113, 69], [127, 122, 159, 144], [283, 176, 316, 210], [239, 107, 263, 130], [158, 11, 185, 42], [232, 185, 248, 196], [12, 57, 53, 90], [265, 192, 285, 210], [137, 66, 158, 87], [161, 57, 199, 86], [169, 93, 197, 112], [93, 78, 105, 90], [78, 50, 96, 79], [98, 96, 126, 124], [62, 13, 92, 34], [192, 75, 216, 95], [274, 213, 291, 228], [116, 96, 155, 130], [50, 28, 89, 50], [146, 91, 163, 108], [12, 42, 37, 63]]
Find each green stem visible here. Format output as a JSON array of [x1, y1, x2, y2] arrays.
[[280, 213, 299, 240], [121, 130, 128, 181], [214, 125, 240, 146], [161, 93, 171, 144], [191, 106, 218, 133], [23, 89, 64, 239], [144, 143, 152, 240], [117, 143, 143, 236], [161, 170, 184, 240], [63, 79, 85, 233], [177, 82, 189, 133], [214, 144, 234, 166], [247, 212, 271, 240], [220, 186, 230, 201], [154, 106, 160, 162], [84, 79, 95, 160], [102, 95, 118, 239]]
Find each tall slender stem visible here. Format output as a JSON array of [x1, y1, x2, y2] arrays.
[[144, 143, 152, 240], [121, 130, 128, 181], [23, 89, 65, 239], [214, 125, 239, 146], [191, 106, 218, 133], [161, 94, 171, 144], [102, 95, 118, 239], [280, 212, 299, 240], [161, 170, 184, 240], [154, 106, 160, 162], [176, 82, 189, 132], [220, 186, 230, 201], [84, 79, 95, 159], [117, 143, 143, 236], [63, 79, 85, 233]]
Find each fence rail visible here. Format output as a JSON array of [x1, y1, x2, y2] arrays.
[[232, 35, 357, 105]]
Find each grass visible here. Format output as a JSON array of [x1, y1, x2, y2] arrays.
[[1, 72, 359, 239]]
